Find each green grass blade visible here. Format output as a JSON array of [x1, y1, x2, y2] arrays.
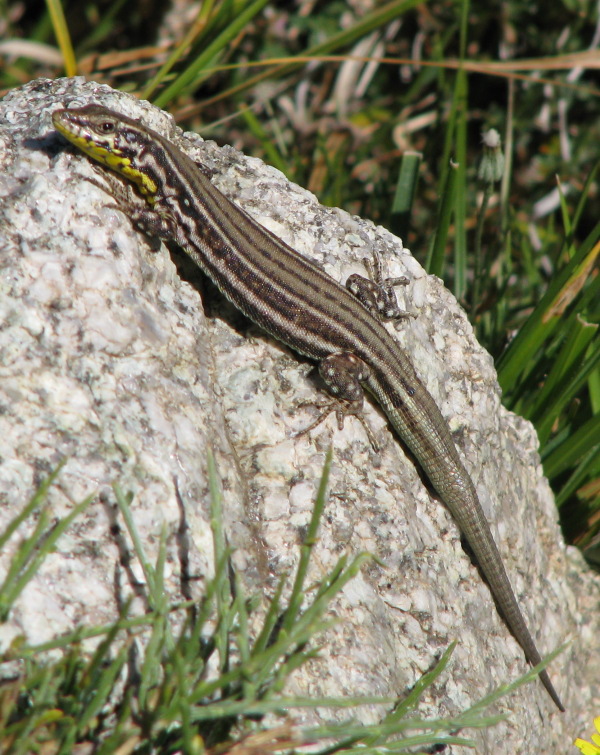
[[543, 411, 600, 481], [497, 219, 600, 394], [114, 484, 158, 596], [207, 449, 236, 676], [386, 641, 457, 723], [326, 642, 458, 752], [142, 0, 217, 100], [75, 634, 129, 735], [451, 66, 469, 301], [152, 0, 271, 107], [281, 447, 332, 634], [529, 317, 598, 421], [554, 446, 600, 511], [239, 105, 289, 176], [250, 571, 287, 656], [188, 0, 422, 113], [426, 159, 459, 278], [0, 492, 91, 620], [0, 464, 64, 551], [391, 150, 422, 240], [0, 507, 50, 619], [527, 316, 598, 423], [45, 0, 77, 75]]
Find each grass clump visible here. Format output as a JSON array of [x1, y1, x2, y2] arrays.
[[0, 453, 541, 753]]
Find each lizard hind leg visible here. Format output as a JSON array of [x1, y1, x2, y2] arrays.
[[295, 352, 380, 451]]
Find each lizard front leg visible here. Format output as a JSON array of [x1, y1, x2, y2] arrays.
[[89, 165, 178, 242], [346, 252, 415, 322]]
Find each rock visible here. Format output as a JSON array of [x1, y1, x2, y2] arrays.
[[0, 77, 595, 754]]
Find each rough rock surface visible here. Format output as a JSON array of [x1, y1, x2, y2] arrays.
[[0, 78, 597, 753]]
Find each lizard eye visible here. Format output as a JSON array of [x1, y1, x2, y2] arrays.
[[99, 121, 115, 133]]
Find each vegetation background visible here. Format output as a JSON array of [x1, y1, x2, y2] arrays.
[[3, 0, 599, 551], [0, 0, 598, 752]]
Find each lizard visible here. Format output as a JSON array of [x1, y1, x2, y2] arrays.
[[51, 104, 564, 711]]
